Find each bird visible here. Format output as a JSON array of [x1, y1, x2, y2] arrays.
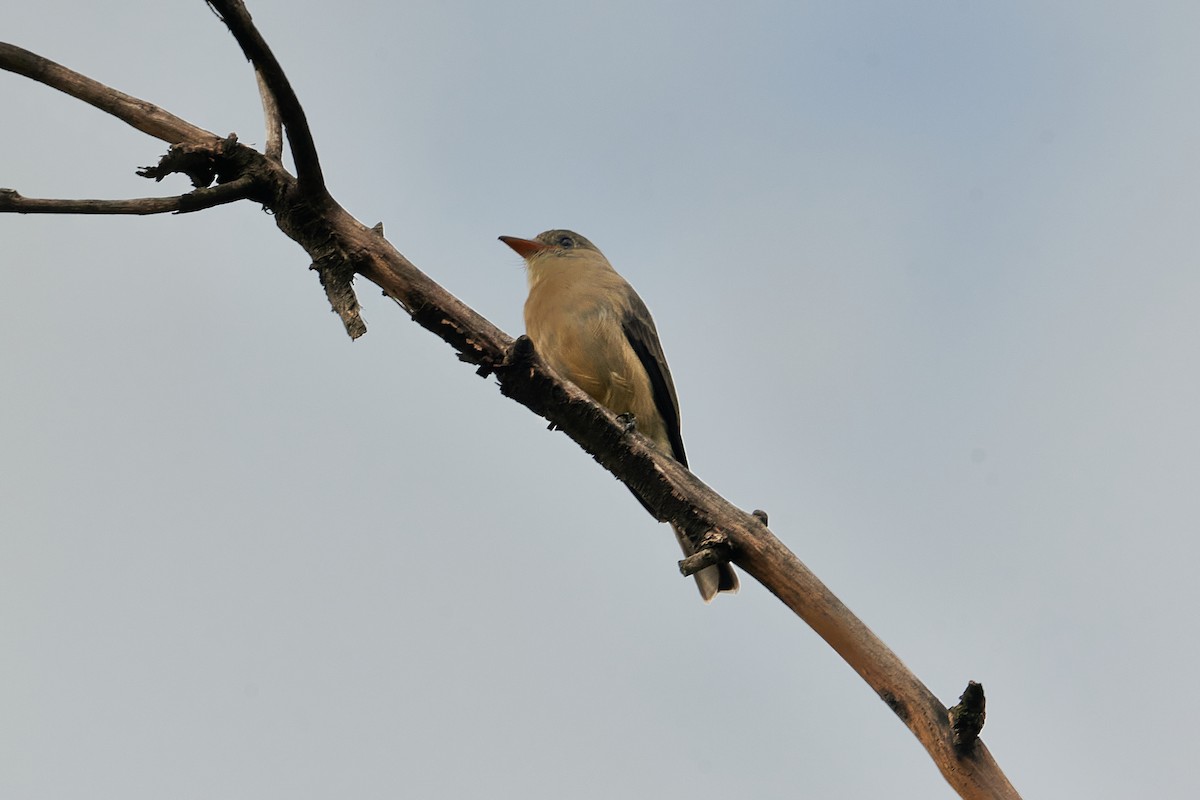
[[500, 229, 738, 601]]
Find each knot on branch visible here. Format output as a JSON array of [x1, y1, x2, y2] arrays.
[[0, 188, 22, 210], [678, 529, 734, 577], [137, 134, 247, 188], [503, 335, 538, 370], [948, 681, 987, 753]]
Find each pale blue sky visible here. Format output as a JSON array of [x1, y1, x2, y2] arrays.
[[3, 2, 1198, 797]]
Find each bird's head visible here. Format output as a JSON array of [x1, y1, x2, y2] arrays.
[[499, 229, 602, 261]]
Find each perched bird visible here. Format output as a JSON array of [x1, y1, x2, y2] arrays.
[[500, 229, 738, 601]]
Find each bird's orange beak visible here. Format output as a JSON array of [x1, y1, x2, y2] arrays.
[[499, 235, 548, 258]]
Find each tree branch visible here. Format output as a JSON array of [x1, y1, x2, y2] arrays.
[[0, 17, 1021, 799], [0, 42, 219, 145], [0, 178, 257, 215], [255, 67, 284, 161], [205, 0, 326, 197]]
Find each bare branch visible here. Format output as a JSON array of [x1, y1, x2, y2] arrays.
[[255, 67, 283, 161], [490, 330, 1021, 800], [678, 548, 721, 577], [206, 0, 325, 196], [0, 42, 219, 145], [0, 22, 1022, 800], [268, 202, 1023, 798], [678, 530, 734, 576], [0, 178, 257, 215]]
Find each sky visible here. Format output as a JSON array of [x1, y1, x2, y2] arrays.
[[3, 2, 1198, 798]]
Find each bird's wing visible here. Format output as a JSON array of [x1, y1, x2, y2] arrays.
[[621, 294, 688, 467]]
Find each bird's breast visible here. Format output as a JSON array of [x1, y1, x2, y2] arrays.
[[524, 273, 662, 439]]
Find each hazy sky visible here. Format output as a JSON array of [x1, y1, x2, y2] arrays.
[[3, 2, 1198, 798]]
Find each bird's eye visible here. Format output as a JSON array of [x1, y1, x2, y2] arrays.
[[557, 236, 575, 249]]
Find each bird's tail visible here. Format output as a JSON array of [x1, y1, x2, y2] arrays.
[[672, 522, 739, 602]]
